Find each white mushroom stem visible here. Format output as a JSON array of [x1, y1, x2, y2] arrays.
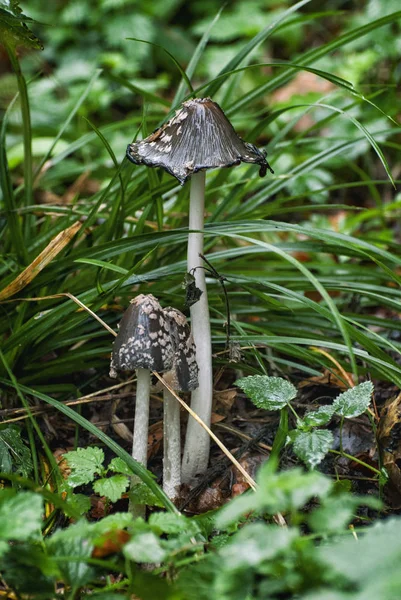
[[163, 388, 181, 498], [132, 368, 151, 466], [129, 367, 150, 517], [182, 171, 213, 482]]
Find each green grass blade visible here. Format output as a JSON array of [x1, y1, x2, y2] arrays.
[[205, 0, 312, 98], [172, 5, 224, 107]]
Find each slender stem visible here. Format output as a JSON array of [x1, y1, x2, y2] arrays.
[[182, 171, 213, 482], [339, 415, 344, 454], [132, 368, 150, 465], [163, 388, 181, 498], [329, 449, 381, 476], [6, 45, 33, 211], [129, 367, 150, 517]]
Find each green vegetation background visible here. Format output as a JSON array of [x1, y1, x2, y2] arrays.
[[1, 0, 401, 598]]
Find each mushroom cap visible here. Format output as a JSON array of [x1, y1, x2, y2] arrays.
[[110, 294, 174, 377], [126, 97, 273, 185], [163, 307, 199, 392]]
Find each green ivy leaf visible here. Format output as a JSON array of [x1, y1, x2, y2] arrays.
[[93, 475, 130, 503], [0, 490, 43, 542], [0, 424, 33, 477], [292, 429, 334, 469], [0, 2, 43, 50], [64, 447, 105, 487], [303, 405, 336, 428], [236, 375, 297, 411], [123, 531, 166, 563], [332, 382, 373, 418]]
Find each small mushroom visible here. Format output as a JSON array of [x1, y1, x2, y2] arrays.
[[162, 307, 198, 499], [126, 98, 274, 481], [110, 294, 174, 470]]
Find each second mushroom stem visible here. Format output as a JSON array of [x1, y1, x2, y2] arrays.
[[163, 388, 181, 497], [182, 171, 213, 482], [132, 367, 151, 467]]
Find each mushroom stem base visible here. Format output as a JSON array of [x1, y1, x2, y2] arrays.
[[163, 388, 181, 498], [129, 367, 150, 518], [182, 171, 213, 482]]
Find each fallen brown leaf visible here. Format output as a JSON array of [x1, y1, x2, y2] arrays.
[[0, 221, 81, 300]]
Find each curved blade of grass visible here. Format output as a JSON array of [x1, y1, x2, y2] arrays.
[[205, 0, 312, 97], [224, 335, 401, 386], [172, 5, 224, 107], [227, 10, 401, 114], [83, 116, 126, 240], [196, 61, 356, 100], [0, 351, 63, 489], [5, 44, 33, 210], [105, 72, 170, 107], [232, 129, 400, 217], [213, 231, 358, 377], [126, 38, 194, 97], [315, 102, 394, 187], [0, 376, 178, 513], [0, 91, 28, 264], [33, 69, 102, 181]]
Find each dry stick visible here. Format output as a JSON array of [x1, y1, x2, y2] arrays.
[[182, 171, 213, 482]]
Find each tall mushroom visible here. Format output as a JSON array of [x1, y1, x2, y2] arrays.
[[162, 307, 198, 498], [127, 97, 273, 481], [110, 294, 174, 470]]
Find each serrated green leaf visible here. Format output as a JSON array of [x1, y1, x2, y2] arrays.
[[0, 490, 43, 541], [93, 475, 130, 503], [292, 429, 334, 469], [308, 494, 382, 534], [64, 447, 105, 487], [47, 523, 94, 587], [0, 424, 32, 477], [149, 512, 199, 536], [216, 467, 332, 528], [332, 382, 373, 418], [129, 482, 165, 508], [65, 493, 91, 516], [303, 405, 336, 428], [108, 456, 134, 475], [236, 375, 297, 410], [220, 523, 298, 570], [123, 531, 166, 563], [0, 2, 43, 50], [91, 512, 134, 537]]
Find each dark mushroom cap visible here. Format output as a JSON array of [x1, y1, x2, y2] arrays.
[[110, 294, 174, 377], [163, 307, 199, 392], [126, 97, 273, 185]]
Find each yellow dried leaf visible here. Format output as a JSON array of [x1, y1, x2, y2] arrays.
[[0, 221, 81, 300]]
